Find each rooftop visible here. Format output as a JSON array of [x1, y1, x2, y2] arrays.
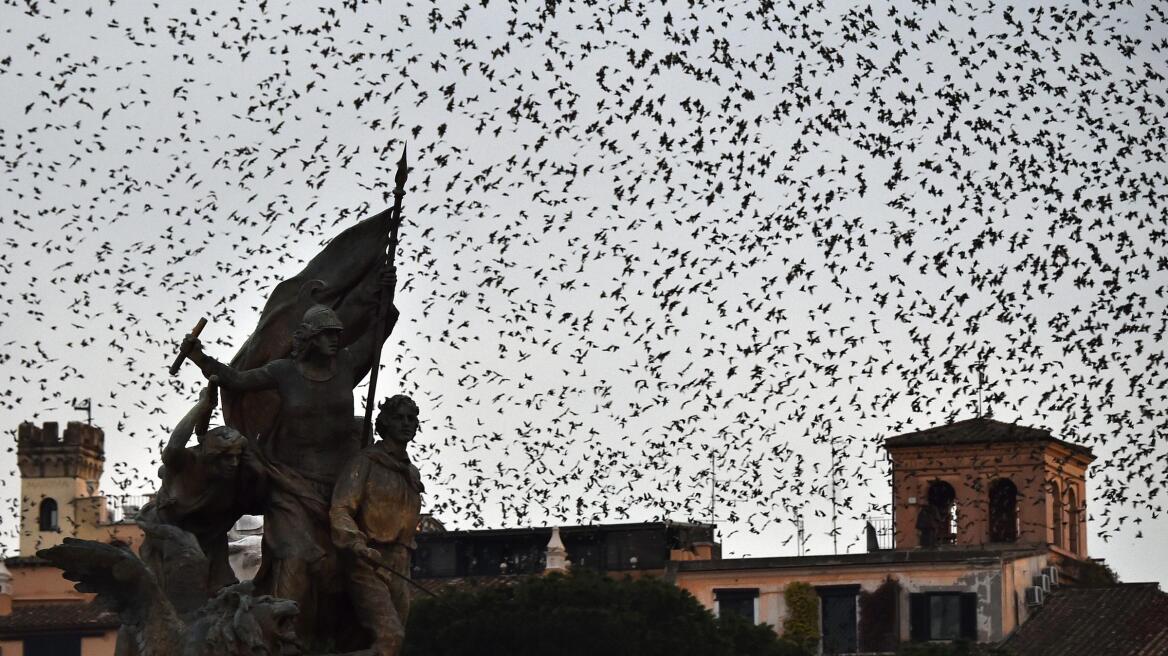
[[0, 601, 118, 637], [1000, 583, 1168, 656], [674, 545, 1046, 573], [883, 417, 1093, 458], [415, 520, 714, 539]]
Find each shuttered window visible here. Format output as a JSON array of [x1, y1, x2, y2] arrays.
[[909, 592, 977, 641], [714, 588, 759, 623]]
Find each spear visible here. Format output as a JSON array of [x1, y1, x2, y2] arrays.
[[362, 146, 408, 446]]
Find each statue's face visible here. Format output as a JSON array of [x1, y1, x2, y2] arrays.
[[377, 403, 419, 444], [211, 451, 240, 480], [203, 428, 244, 479], [311, 329, 341, 357]]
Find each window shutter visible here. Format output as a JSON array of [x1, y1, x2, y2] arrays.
[[960, 592, 978, 640], [909, 593, 930, 642]]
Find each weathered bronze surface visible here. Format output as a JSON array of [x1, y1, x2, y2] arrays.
[[177, 259, 400, 650], [331, 395, 424, 656], [138, 383, 260, 614], [40, 538, 301, 656]]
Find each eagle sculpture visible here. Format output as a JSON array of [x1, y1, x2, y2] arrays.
[[38, 534, 301, 656]]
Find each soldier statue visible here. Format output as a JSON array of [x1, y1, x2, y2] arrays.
[[331, 394, 424, 656]]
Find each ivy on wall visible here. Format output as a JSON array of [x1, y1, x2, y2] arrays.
[[859, 577, 901, 652], [781, 582, 820, 652]]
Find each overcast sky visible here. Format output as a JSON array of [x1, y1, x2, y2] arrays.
[[1, 0, 1165, 585]]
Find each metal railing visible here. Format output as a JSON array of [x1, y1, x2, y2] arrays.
[[105, 494, 153, 523], [866, 516, 895, 551]]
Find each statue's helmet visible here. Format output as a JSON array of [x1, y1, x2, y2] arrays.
[[301, 304, 343, 333]]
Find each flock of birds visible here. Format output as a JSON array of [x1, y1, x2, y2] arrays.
[[1, 0, 1166, 564]]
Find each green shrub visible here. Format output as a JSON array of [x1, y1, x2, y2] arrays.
[[719, 613, 813, 656]]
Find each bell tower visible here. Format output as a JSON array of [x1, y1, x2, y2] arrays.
[[16, 420, 106, 555], [885, 417, 1094, 558]]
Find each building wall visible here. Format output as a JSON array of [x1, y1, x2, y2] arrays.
[[1000, 552, 1049, 635], [19, 477, 91, 556], [83, 631, 117, 656], [8, 564, 90, 603], [676, 556, 1047, 644], [1041, 444, 1090, 557], [1, 564, 120, 656], [18, 487, 143, 557]]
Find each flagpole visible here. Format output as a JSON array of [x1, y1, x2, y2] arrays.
[[362, 146, 408, 446]]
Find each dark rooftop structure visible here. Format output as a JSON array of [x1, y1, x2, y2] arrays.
[[413, 521, 716, 579], [884, 416, 1093, 458], [1000, 583, 1168, 655]]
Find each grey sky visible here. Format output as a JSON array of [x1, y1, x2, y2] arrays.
[[1, 0, 1165, 586]]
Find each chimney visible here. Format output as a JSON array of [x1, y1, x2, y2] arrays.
[[544, 527, 569, 574], [690, 541, 716, 561]]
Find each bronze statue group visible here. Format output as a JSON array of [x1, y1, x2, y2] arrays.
[[40, 157, 429, 655], [154, 288, 423, 655], [40, 208, 421, 656]]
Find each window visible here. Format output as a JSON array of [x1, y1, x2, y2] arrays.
[[1067, 487, 1080, 555], [38, 498, 59, 531], [1049, 481, 1064, 548], [714, 588, 758, 623], [988, 479, 1019, 543], [24, 635, 81, 656], [910, 592, 977, 642], [920, 481, 958, 546]]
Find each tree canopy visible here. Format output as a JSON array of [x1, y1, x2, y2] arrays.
[[403, 570, 808, 656]]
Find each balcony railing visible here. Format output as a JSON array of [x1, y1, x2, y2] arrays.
[[105, 494, 153, 523], [866, 516, 895, 551]]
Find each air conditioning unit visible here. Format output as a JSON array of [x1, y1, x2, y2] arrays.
[[1025, 586, 1044, 606], [1042, 566, 1060, 587], [1032, 574, 1052, 592]]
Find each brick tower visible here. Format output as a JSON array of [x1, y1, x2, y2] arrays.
[[885, 417, 1094, 559]]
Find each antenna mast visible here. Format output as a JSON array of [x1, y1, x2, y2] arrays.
[[973, 359, 986, 417], [708, 450, 717, 525]]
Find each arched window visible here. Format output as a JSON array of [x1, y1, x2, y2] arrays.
[[39, 498, 59, 531], [925, 480, 958, 544], [1067, 487, 1080, 555], [1049, 480, 1063, 548], [988, 479, 1018, 543]]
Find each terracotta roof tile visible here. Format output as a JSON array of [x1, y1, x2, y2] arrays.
[[0, 601, 119, 636], [1001, 583, 1168, 655], [884, 417, 1093, 458]]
